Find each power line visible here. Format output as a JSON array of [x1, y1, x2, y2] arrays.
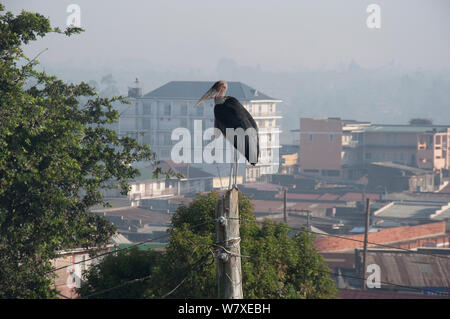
[[285, 208, 449, 223], [48, 219, 213, 275], [82, 275, 152, 299], [234, 217, 450, 261], [241, 246, 450, 297], [81, 247, 213, 299], [161, 250, 214, 298], [72, 218, 449, 299]]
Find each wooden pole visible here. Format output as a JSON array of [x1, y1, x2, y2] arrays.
[[283, 188, 288, 224], [215, 187, 243, 299], [362, 198, 370, 290], [306, 210, 311, 232]]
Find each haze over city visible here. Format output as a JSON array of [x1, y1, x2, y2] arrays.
[[6, 0, 450, 140], [2, 0, 450, 302]]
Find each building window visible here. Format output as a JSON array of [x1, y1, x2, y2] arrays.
[[304, 169, 319, 174], [163, 133, 171, 145], [322, 170, 340, 177], [143, 102, 152, 115], [309, 134, 313, 142], [329, 133, 334, 142], [164, 103, 171, 116], [195, 105, 204, 116], [141, 118, 151, 129], [143, 133, 153, 145], [365, 152, 371, 160], [393, 152, 398, 162], [180, 104, 187, 116]]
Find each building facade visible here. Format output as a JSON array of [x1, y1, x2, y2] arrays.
[[118, 81, 282, 182], [417, 128, 450, 172], [299, 117, 450, 180]]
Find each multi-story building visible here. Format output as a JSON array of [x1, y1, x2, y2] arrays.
[[118, 80, 282, 182], [299, 118, 344, 177], [417, 128, 450, 172], [299, 118, 370, 178], [299, 117, 450, 180]]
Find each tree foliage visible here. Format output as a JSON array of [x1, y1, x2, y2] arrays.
[[0, 4, 156, 298], [79, 191, 337, 299], [77, 247, 162, 299]]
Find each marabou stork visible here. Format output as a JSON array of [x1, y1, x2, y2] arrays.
[[195, 80, 259, 189]]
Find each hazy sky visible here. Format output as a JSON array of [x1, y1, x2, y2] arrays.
[[5, 0, 450, 72]]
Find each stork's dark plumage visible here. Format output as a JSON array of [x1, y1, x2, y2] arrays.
[[195, 80, 260, 166]]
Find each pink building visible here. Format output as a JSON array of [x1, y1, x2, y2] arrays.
[[299, 118, 343, 177], [417, 128, 450, 171]]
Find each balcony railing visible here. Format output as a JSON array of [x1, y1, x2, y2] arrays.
[[342, 140, 360, 148], [252, 111, 282, 118]]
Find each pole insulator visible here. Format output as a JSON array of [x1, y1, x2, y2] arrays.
[[217, 216, 227, 226], [217, 252, 229, 263]]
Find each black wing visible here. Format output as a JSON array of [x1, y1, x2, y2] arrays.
[[214, 97, 259, 165]]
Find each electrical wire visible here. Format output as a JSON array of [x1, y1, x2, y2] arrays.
[[233, 217, 450, 261], [240, 243, 450, 297], [48, 219, 213, 275], [161, 250, 214, 299], [80, 248, 213, 299], [81, 275, 153, 299]]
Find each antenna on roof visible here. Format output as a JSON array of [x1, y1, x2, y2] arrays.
[[128, 78, 142, 98]]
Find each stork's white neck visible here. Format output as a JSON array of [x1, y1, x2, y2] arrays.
[[214, 96, 226, 105]]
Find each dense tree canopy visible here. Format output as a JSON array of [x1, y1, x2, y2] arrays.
[[78, 191, 337, 299], [0, 4, 156, 298]]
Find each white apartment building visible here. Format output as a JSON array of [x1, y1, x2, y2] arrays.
[[117, 80, 282, 182]]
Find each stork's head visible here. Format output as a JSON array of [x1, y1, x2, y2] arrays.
[[195, 80, 228, 107]]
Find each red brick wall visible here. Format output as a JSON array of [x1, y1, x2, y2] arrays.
[[314, 221, 447, 252]]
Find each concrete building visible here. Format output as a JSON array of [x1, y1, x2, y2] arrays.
[[298, 118, 450, 180], [417, 128, 450, 173], [367, 162, 438, 193], [299, 118, 370, 178], [299, 118, 343, 177], [118, 80, 282, 182]]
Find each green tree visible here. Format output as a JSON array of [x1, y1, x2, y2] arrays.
[[0, 4, 156, 298], [77, 247, 162, 299], [79, 191, 337, 299]]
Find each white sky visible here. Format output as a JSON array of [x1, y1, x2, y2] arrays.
[[4, 0, 450, 72]]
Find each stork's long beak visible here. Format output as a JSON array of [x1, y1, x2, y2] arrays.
[[194, 87, 217, 107]]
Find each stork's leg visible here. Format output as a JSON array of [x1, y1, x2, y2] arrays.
[[234, 151, 239, 188], [228, 161, 233, 190]]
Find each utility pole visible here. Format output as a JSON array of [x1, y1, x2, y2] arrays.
[[306, 210, 311, 232], [362, 198, 370, 290], [283, 188, 288, 223], [215, 187, 243, 299]]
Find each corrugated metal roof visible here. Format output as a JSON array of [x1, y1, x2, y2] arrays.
[[374, 202, 443, 219], [338, 288, 446, 299], [142, 81, 280, 101], [370, 161, 430, 175], [364, 125, 450, 133], [362, 250, 450, 289]]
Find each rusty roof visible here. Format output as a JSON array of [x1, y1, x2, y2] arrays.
[[360, 249, 450, 290]]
